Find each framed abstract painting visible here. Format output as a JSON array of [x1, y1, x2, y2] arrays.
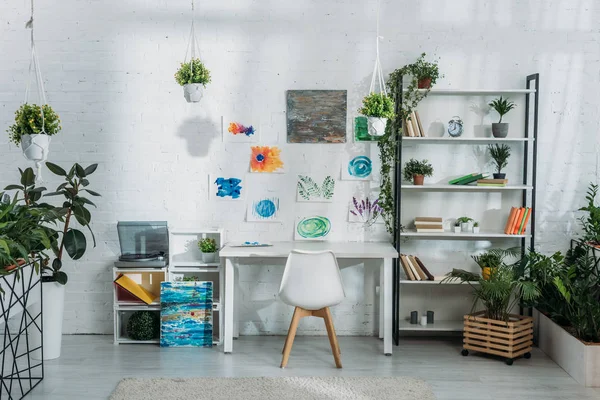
[[286, 90, 347, 143]]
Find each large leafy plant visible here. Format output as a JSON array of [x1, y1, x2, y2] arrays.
[[174, 58, 211, 87], [358, 93, 395, 119], [578, 183, 600, 245], [489, 96, 516, 123], [7, 103, 62, 145]]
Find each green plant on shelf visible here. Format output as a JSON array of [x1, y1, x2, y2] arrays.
[[489, 96, 516, 123], [198, 238, 217, 253], [402, 159, 433, 181], [473, 221, 479, 227], [456, 217, 473, 224], [358, 93, 395, 119], [488, 144, 511, 174]]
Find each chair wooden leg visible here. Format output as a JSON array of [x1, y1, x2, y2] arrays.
[[282, 308, 298, 354], [280, 307, 303, 368], [322, 307, 342, 368]]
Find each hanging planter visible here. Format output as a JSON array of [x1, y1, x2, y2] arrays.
[[175, 0, 211, 103]]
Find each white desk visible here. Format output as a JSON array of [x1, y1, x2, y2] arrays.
[[219, 241, 398, 356]]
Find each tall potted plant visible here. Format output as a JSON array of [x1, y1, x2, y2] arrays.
[[358, 93, 395, 136], [444, 248, 539, 365], [402, 159, 433, 185], [489, 96, 516, 138], [488, 144, 511, 179], [7, 103, 61, 162], [174, 58, 211, 103]]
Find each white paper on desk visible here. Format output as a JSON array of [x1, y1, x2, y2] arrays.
[[228, 242, 273, 247]]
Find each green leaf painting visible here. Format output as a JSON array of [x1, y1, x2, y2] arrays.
[[297, 175, 335, 202]]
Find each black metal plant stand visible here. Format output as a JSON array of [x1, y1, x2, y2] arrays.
[[0, 260, 44, 400]]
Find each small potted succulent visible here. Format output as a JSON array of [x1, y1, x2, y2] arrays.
[[489, 97, 516, 138], [7, 103, 61, 162], [473, 221, 480, 234], [403, 159, 433, 185], [488, 144, 511, 179], [198, 237, 217, 263], [357, 93, 395, 136], [174, 58, 211, 103], [410, 53, 442, 89], [453, 220, 461, 233], [456, 217, 473, 232]]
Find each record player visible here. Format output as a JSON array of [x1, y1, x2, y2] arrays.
[[114, 221, 169, 268]]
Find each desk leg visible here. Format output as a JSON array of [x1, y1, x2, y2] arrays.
[[383, 257, 392, 356], [234, 265, 239, 339], [379, 264, 384, 339], [224, 257, 235, 354]]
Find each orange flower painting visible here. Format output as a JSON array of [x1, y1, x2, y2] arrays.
[[250, 146, 284, 173]]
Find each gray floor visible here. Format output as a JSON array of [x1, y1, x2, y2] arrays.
[[22, 335, 600, 400]]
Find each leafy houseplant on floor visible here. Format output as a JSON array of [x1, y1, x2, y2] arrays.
[[488, 143, 511, 179], [198, 237, 217, 263], [578, 183, 600, 248], [489, 96, 516, 138], [175, 57, 211, 103], [403, 159, 433, 186], [456, 217, 473, 233], [358, 93, 395, 137], [444, 248, 539, 365], [472, 221, 480, 234], [7, 103, 61, 163]]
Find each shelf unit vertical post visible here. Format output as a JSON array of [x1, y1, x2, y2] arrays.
[[392, 77, 404, 346]]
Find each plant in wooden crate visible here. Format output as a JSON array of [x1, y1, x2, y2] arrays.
[[444, 248, 540, 365]]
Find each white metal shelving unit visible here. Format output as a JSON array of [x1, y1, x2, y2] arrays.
[[393, 76, 539, 339]]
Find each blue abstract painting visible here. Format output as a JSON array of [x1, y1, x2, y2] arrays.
[[247, 196, 280, 222], [342, 155, 373, 180], [211, 175, 244, 200], [160, 281, 213, 347]]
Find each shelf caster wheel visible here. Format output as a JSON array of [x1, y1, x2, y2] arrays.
[[385, 353, 392, 357], [524, 352, 531, 359], [505, 358, 514, 366], [461, 349, 469, 356]]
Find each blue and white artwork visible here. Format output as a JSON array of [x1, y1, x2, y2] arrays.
[[341, 155, 373, 181], [247, 195, 280, 222], [210, 174, 245, 200], [160, 281, 213, 347]]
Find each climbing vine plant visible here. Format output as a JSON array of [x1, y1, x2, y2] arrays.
[[377, 53, 440, 235]]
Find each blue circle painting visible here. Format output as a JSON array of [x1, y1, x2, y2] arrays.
[[255, 199, 276, 218], [348, 156, 372, 178]]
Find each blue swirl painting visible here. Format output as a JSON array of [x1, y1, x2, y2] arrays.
[[214, 177, 242, 199], [160, 281, 213, 347], [247, 196, 280, 222], [347, 156, 372, 178]]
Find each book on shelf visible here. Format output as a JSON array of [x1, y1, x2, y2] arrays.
[[415, 111, 425, 137], [520, 208, 532, 233], [400, 255, 416, 280], [410, 112, 422, 137], [408, 256, 427, 280], [503, 207, 532, 235], [404, 119, 415, 137], [399, 256, 413, 280], [114, 274, 158, 305], [511, 207, 525, 234], [478, 179, 508, 184], [415, 227, 445, 233], [414, 256, 435, 281], [477, 183, 507, 187], [449, 173, 486, 185], [415, 217, 443, 223], [504, 207, 518, 234]]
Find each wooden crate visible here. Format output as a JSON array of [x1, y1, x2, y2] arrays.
[[462, 311, 533, 365]]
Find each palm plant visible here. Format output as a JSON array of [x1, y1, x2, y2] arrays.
[[489, 96, 516, 123], [488, 144, 511, 174]]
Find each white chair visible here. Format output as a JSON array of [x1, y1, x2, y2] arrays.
[[278, 250, 345, 368]]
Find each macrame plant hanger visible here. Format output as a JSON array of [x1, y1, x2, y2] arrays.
[[23, 0, 50, 181], [182, 0, 204, 102], [368, 0, 386, 97]]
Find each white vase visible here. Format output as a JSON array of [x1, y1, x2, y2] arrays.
[[473, 226, 480, 234], [367, 117, 387, 136], [461, 222, 470, 232], [183, 84, 204, 103], [201, 252, 216, 263], [30, 281, 65, 360], [454, 226, 461, 233], [21, 134, 50, 162]]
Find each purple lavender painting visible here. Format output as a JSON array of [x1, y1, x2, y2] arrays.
[[348, 196, 383, 226]]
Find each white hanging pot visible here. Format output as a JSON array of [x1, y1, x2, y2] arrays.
[[30, 280, 65, 360], [367, 117, 387, 136], [21, 133, 50, 162], [184, 84, 203, 103]]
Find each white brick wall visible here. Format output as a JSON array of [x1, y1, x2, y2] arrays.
[[0, 0, 598, 334]]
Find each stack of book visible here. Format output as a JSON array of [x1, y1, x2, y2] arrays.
[[414, 217, 444, 232], [403, 111, 426, 137], [504, 207, 532, 235], [449, 173, 488, 185], [400, 254, 434, 281], [477, 178, 508, 187]]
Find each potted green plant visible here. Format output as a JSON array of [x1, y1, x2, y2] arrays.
[[358, 93, 395, 136], [174, 57, 211, 103], [453, 220, 461, 233], [488, 143, 511, 179], [198, 237, 217, 263], [472, 221, 480, 234], [444, 248, 539, 365], [7, 103, 61, 162], [471, 249, 506, 280], [402, 159, 433, 185], [456, 216, 473, 233], [406, 53, 442, 89], [488, 96, 516, 138]]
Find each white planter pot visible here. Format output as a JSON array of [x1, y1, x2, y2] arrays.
[[367, 117, 387, 136], [183, 84, 204, 103], [21, 134, 50, 162], [30, 281, 65, 360], [454, 226, 461, 233], [537, 309, 600, 387], [461, 222, 470, 232], [201, 252, 216, 263], [472, 226, 480, 233]]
